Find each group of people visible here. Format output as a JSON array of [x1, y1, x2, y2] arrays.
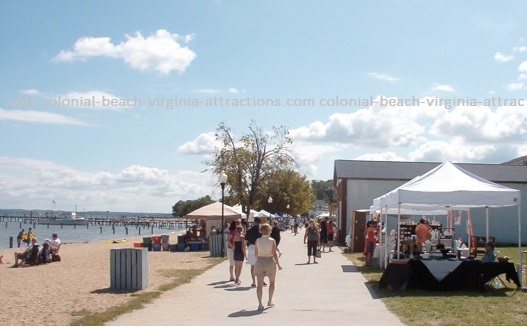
[[226, 217, 282, 310], [14, 232, 62, 267]]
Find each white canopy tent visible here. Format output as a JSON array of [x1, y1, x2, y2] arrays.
[[373, 161, 521, 278], [186, 202, 242, 237]]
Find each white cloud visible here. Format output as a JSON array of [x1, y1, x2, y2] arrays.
[[430, 105, 527, 143], [519, 74, 527, 80], [513, 46, 527, 52], [367, 72, 398, 82], [355, 152, 405, 161], [432, 84, 455, 92], [518, 61, 527, 72], [408, 141, 518, 163], [42, 91, 133, 109], [494, 52, 514, 62], [290, 98, 443, 147], [0, 108, 86, 125], [177, 132, 219, 155], [192, 89, 221, 94], [21, 89, 41, 95], [228, 88, 239, 94], [505, 82, 524, 91], [0, 157, 211, 212], [54, 29, 196, 75]]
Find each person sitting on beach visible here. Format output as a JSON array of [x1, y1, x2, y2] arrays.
[[50, 233, 62, 262], [481, 242, 496, 262], [40, 239, 52, 264], [14, 238, 38, 267]]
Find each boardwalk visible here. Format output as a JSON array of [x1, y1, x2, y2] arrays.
[[108, 229, 403, 326]]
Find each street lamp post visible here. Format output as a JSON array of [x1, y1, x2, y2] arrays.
[[218, 172, 228, 258]]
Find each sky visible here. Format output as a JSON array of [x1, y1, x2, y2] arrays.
[[2, 1, 527, 213]]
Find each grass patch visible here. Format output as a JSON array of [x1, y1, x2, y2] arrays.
[[70, 258, 224, 326], [343, 246, 527, 326]]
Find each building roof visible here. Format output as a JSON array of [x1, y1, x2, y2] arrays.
[[334, 158, 527, 185]]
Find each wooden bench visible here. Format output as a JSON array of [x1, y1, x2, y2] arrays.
[[470, 236, 495, 258]]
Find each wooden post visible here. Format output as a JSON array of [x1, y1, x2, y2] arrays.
[[9, 236, 13, 248], [100, 226, 103, 234], [139, 227, 141, 235], [126, 227, 128, 235], [113, 226, 115, 234]]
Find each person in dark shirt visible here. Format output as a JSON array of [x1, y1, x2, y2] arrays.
[[270, 221, 282, 257], [246, 217, 262, 287]]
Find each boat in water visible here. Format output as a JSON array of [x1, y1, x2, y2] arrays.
[[38, 212, 89, 226]]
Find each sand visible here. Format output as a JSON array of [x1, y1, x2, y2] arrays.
[[0, 234, 218, 326]]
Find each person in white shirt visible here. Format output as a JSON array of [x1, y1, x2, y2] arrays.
[[255, 223, 282, 310], [50, 233, 61, 262]]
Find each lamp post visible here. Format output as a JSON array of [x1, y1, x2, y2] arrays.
[[218, 172, 228, 258]]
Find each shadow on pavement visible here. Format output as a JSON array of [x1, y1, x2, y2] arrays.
[[224, 286, 253, 291], [207, 280, 232, 286], [228, 308, 267, 317]]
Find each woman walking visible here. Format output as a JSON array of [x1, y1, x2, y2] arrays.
[[232, 225, 247, 285], [255, 223, 282, 310], [227, 221, 238, 281], [304, 219, 319, 264]]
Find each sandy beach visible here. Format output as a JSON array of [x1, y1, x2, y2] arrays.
[[0, 234, 220, 326]]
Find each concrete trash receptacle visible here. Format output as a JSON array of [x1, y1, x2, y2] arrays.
[[110, 248, 148, 290]]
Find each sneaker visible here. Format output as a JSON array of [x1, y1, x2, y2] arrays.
[[278, 251, 282, 258], [235, 279, 241, 285], [263, 282, 267, 286]]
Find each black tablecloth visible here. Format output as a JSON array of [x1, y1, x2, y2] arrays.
[[379, 259, 520, 291]]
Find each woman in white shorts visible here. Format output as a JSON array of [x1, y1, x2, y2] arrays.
[[255, 223, 282, 310]]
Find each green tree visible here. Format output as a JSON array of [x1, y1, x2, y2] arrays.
[[310, 179, 336, 204], [261, 169, 315, 216], [204, 121, 296, 218], [172, 195, 215, 218]]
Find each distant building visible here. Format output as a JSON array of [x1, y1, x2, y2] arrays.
[[333, 156, 527, 246]]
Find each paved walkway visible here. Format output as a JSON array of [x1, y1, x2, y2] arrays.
[[108, 229, 403, 326]]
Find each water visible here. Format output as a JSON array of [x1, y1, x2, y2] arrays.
[[0, 221, 185, 250]]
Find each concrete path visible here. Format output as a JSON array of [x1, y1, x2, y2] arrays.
[[108, 229, 403, 326]]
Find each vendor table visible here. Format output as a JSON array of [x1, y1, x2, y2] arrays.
[[379, 259, 520, 291]]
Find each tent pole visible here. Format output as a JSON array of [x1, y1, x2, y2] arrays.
[[518, 205, 522, 287], [379, 208, 383, 269], [397, 203, 401, 260], [384, 205, 388, 269], [486, 206, 489, 242]]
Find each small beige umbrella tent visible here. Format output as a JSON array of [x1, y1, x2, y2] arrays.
[[186, 201, 242, 238]]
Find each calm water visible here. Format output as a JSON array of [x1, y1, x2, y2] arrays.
[[0, 221, 185, 250]]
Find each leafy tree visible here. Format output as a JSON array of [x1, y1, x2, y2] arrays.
[[204, 121, 296, 218], [310, 179, 336, 204], [261, 169, 315, 216], [172, 195, 215, 218]]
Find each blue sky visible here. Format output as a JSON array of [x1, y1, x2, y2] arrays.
[[2, 1, 527, 212]]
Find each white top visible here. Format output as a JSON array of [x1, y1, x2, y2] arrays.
[[50, 238, 61, 253], [256, 235, 274, 258]]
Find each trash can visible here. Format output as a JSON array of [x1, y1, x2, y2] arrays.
[[142, 237, 153, 251], [169, 243, 178, 252], [177, 235, 185, 244], [152, 236, 162, 244], [161, 235, 170, 244], [153, 243, 162, 251], [110, 248, 148, 290], [162, 243, 170, 251]]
